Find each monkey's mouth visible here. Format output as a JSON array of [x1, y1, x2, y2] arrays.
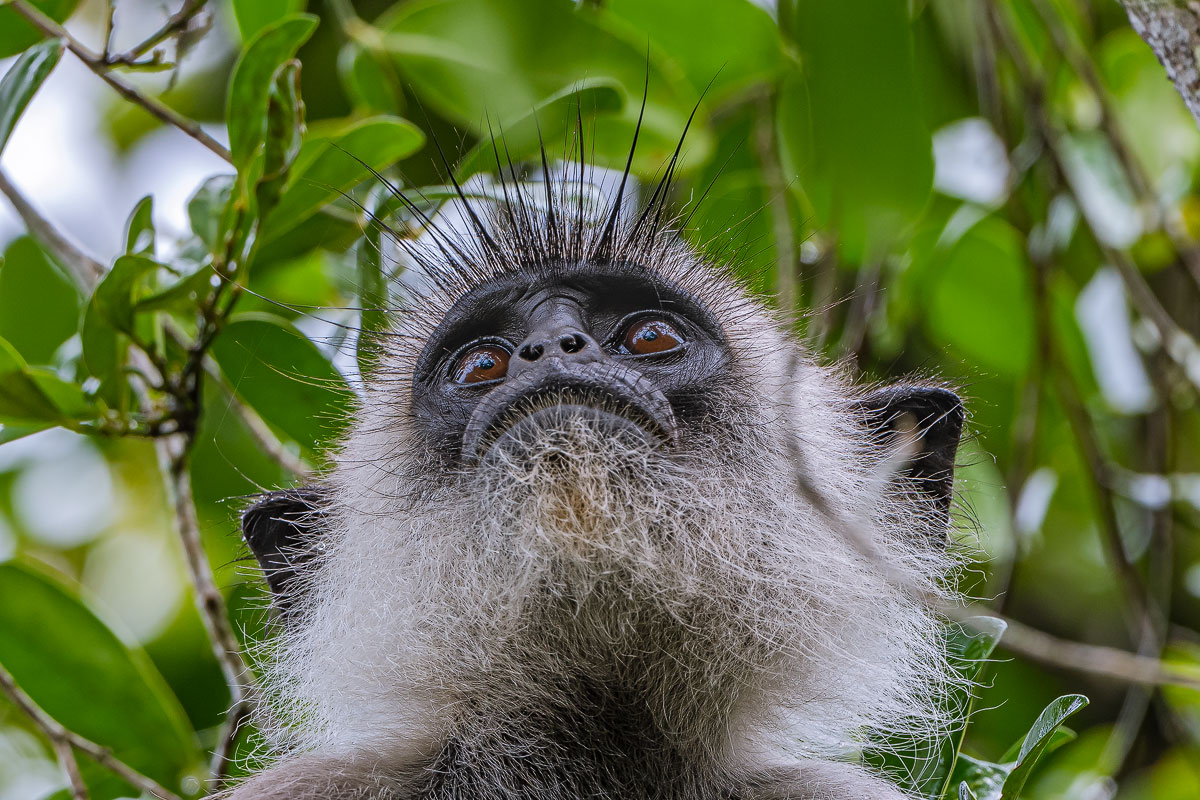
[[461, 359, 678, 464]]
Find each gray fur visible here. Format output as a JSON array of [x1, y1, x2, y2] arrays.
[[228, 170, 965, 799]]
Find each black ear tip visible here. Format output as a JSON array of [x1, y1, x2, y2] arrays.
[[857, 382, 966, 531], [240, 488, 327, 606]]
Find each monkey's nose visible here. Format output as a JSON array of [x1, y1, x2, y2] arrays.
[[510, 328, 603, 378]]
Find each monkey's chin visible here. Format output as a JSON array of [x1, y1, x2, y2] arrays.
[[477, 403, 659, 468]]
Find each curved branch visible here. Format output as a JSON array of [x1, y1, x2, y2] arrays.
[[9, 0, 231, 162]]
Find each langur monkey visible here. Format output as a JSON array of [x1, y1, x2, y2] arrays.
[[230, 154, 966, 799]]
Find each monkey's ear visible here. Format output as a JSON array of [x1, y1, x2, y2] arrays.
[[241, 488, 327, 607], [856, 385, 964, 520]]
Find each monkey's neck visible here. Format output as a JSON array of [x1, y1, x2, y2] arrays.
[[431, 669, 736, 798]]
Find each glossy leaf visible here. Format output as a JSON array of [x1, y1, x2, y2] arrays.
[[947, 754, 1009, 800], [339, 43, 404, 115], [226, 14, 319, 171], [1001, 695, 1089, 797], [456, 79, 624, 181], [604, 0, 785, 100], [124, 195, 155, 257], [0, 37, 64, 156], [260, 116, 424, 244], [231, 0, 307, 42], [0, 0, 77, 59], [377, 0, 705, 171], [209, 313, 352, 457], [187, 174, 236, 253], [0, 236, 80, 365], [356, 212, 387, 378], [0, 336, 71, 423], [89, 254, 161, 334], [780, 1, 934, 261], [922, 215, 1035, 377], [0, 562, 198, 793], [256, 59, 305, 219]]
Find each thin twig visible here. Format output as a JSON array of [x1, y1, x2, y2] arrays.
[[210, 696, 254, 787], [204, 357, 315, 479], [106, 0, 207, 67], [51, 738, 88, 800], [157, 437, 250, 701], [0, 168, 105, 289], [9, 0, 231, 162], [0, 664, 182, 800], [970, 610, 1200, 692]]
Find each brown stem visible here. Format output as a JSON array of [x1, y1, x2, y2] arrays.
[[0, 665, 182, 800], [0, 168, 105, 289], [9, 0, 231, 162], [106, 0, 208, 67], [157, 437, 250, 698], [970, 610, 1200, 692]]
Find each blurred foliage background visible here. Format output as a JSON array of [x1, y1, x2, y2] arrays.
[[1, 0, 1200, 798]]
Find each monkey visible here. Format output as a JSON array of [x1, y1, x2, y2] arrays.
[[228, 149, 968, 800]]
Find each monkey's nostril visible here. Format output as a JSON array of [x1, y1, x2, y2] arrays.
[[559, 333, 586, 354], [518, 343, 544, 362]]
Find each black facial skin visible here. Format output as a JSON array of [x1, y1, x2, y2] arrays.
[[410, 262, 731, 465]]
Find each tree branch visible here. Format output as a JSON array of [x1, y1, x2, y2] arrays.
[[9, 0, 231, 163], [979, 610, 1200, 692], [0, 664, 182, 800], [1120, 1, 1200, 133], [0, 167, 105, 290]]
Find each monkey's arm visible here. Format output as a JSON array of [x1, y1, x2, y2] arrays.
[[217, 754, 423, 800], [750, 760, 914, 800]]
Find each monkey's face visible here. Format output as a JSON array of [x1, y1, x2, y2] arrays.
[[408, 262, 736, 474]]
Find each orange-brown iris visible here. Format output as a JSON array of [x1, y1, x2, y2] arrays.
[[622, 318, 683, 355], [452, 345, 510, 384]]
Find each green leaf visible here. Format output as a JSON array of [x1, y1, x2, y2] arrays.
[[259, 116, 424, 244], [230, 0, 306, 42], [338, 43, 405, 115], [90, 254, 161, 334], [0, 562, 198, 794], [0, 236, 81, 365], [0, 37, 63, 156], [948, 754, 1008, 800], [256, 59, 305, 220], [187, 174, 236, 253], [0, 421, 52, 444], [920, 215, 1035, 377], [210, 313, 352, 458], [0, 0, 77, 59], [133, 267, 213, 315], [0, 336, 70, 423], [377, 0, 706, 172], [456, 79, 624, 181], [226, 14, 319, 171], [604, 0, 785, 100], [356, 215, 387, 377], [779, 1, 933, 261], [1001, 695, 1089, 798], [124, 195, 156, 257]]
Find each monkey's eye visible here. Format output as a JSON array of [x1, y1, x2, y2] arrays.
[[620, 318, 684, 355], [451, 344, 511, 384]]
